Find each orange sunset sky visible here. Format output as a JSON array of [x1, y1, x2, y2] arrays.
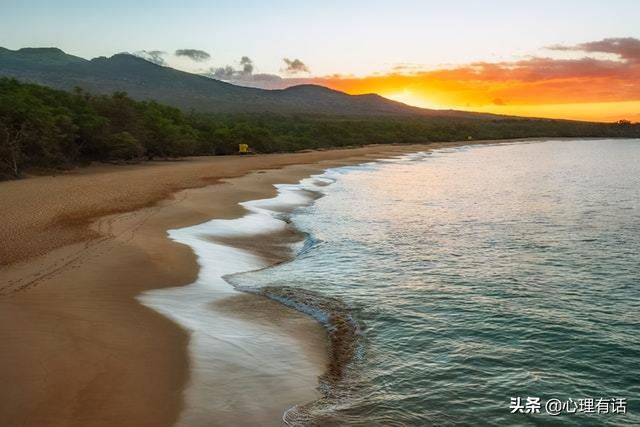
[[309, 43, 640, 122], [235, 38, 640, 123]]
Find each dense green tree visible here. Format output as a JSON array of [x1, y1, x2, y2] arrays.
[[1, 77, 639, 179], [106, 131, 143, 160]]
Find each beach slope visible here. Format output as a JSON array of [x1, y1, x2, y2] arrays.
[[0, 145, 434, 426]]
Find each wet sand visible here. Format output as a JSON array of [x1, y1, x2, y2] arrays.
[[0, 141, 518, 426]]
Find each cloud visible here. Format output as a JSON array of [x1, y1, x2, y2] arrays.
[[205, 65, 234, 80], [282, 58, 309, 74], [239, 56, 254, 75], [202, 59, 310, 89], [204, 56, 256, 81], [463, 56, 637, 82], [549, 37, 640, 63], [132, 50, 167, 66], [175, 49, 211, 62], [201, 56, 307, 87]]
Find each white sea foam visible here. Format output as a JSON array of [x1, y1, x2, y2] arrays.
[[136, 160, 413, 424], [136, 170, 341, 425]]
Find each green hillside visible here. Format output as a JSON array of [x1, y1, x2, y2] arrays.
[[1, 78, 638, 179]]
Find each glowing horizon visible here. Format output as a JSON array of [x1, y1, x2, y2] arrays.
[[256, 38, 640, 122]]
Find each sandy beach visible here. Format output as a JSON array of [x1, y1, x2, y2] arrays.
[[0, 141, 512, 426]]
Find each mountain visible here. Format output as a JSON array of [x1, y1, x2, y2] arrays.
[[0, 47, 497, 118]]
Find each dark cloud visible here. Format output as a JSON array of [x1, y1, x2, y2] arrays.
[[175, 49, 211, 62], [206, 65, 236, 80], [466, 56, 638, 82], [201, 56, 314, 89], [283, 58, 309, 74], [240, 56, 254, 75], [132, 50, 167, 66], [204, 56, 255, 80], [548, 37, 640, 62]]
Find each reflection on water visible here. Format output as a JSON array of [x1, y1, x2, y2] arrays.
[[234, 139, 640, 426]]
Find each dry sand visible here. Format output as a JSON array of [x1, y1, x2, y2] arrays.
[[0, 141, 514, 426]]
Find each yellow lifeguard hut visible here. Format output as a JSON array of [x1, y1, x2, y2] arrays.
[[239, 143, 249, 154]]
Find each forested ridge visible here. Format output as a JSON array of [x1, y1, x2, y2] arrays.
[[0, 47, 494, 117], [1, 77, 638, 179]]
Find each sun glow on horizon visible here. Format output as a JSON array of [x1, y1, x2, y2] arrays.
[[378, 94, 640, 122], [302, 39, 640, 123], [381, 90, 447, 111]]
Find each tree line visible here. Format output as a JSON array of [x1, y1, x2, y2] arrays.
[[1, 77, 639, 179]]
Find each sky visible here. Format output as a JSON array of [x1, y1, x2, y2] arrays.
[[2, 0, 640, 121]]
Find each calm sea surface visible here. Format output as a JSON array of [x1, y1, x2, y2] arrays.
[[234, 139, 640, 426]]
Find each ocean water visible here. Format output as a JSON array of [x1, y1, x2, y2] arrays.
[[230, 139, 640, 426]]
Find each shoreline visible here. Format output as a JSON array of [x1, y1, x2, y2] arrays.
[[0, 140, 532, 426], [137, 170, 341, 425]]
